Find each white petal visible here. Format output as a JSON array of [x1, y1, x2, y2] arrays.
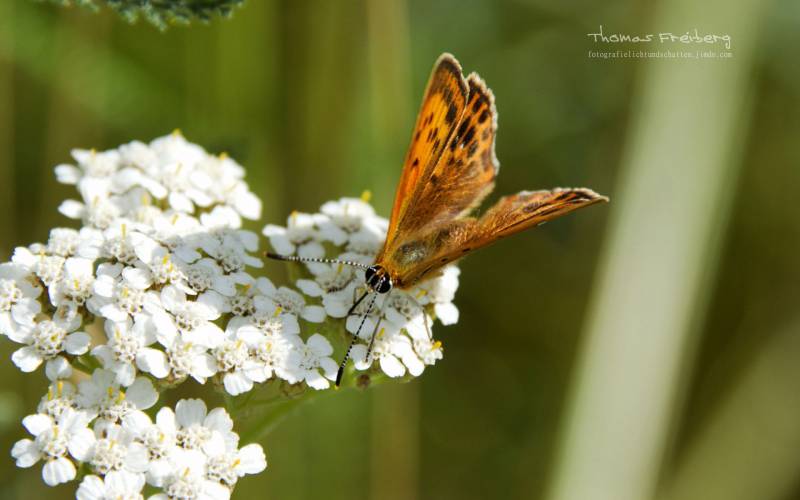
[[122, 267, 153, 289], [223, 372, 253, 396], [302, 305, 326, 323], [45, 356, 73, 380], [304, 370, 330, 390], [402, 351, 425, 377], [243, 362, 270, 383], [380, 355, 406, 378], [201, 480, 231, 500], [296, 279, 323, 297], [58, 199, 85, 219], [235, 325, 263, 345], [12, 346, 43, 372], [255, 277, 277, 295], [116, 362, 136, 387], [236, 444, 267, 474], [196, 291, 225, 318], [106, 469, 145, 493], [124, 442, 150, 473], [42, 456, 76, 486], [306, 333, 333, 356], [319, 357, 338, 379], [280, 314, 301, 335], [350, 345, 370, 370], [204, 408, 233, 433], [190, 353, 217, 381], [169, 191, 194, 212], [201, 431, 227, 457], [11, 439, 41, 467], [136, 348, 169, 378], [22, 414, 52, 436], [151, 310, 177, 346], [434, 302, 459, 325], [175, 399, 207, 427], [64, 331, 91, 355], [76, 475, 105, 500], [235, 191, 262, 220], [211, 276, 237, 297], [266, 234, 295, 256], [126, 377, 158, 410], [92, 275, 116, 298], [323, 297, 350, 318], [99, 303, 129, 323], [184, 322, 224, 348], [122, 410, 152, 436], [160, 285, 185, 312], [155, 407, 177, 437], [54, 164, 81, 184], [68, 428, 96, 462]]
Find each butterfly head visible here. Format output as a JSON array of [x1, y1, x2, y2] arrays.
[[365, 265, 393, 294]]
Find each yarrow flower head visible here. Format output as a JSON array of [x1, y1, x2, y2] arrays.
[[2, 134, 460, 498]]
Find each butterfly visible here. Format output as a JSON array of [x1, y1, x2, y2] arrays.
[[269, 53, 608, 386]]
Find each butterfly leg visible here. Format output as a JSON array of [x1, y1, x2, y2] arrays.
[[365, 315, 383, 365], [364, 289, 392, 363], [406, 292, 433, 341], [336, 291, 377, 387]]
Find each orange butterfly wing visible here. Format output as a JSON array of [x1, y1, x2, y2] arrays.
[[378, 69, 500, 266], [410, 73, 500, 226], [391, 188, 608, 286], [383, 53, 469, 252], [470, 188, 608, 241]]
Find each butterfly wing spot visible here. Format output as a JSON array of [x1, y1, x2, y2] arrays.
[[446, 102, 458, 124]]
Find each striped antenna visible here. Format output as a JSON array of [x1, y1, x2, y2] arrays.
[[266, 252, 371, 270]]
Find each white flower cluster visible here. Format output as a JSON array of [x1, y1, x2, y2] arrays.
[[0, 133, 461, 498], [263, 196, 458, 380]]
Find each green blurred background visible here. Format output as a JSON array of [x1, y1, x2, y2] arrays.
[[1, 0, 799, 499]]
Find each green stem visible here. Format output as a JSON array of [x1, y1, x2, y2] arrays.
[[239, 395, 310, 443]]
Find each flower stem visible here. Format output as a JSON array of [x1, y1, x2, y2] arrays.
[[239, 389, 327, 443]]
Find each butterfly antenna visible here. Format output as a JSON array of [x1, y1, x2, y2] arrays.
[[266, 252, 371, 270], [336, 291, 377, 387]]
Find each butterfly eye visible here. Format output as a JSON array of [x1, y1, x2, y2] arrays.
[[376, 276, 393, 294], [365, 266, 377, 282]]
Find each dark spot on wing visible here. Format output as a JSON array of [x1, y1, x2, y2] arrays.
[[536, 206, 564, 217], [412, 158, 419, 167], [478, 109, 490, 124], [472, 96, 483, 112], [446, 102, 458, 124], [456, 120, 469, 140], [462, 126, 475, 146], [523, 202, 544, 213], [467, 141, 478, 157], [442, 86, 453, 103]]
